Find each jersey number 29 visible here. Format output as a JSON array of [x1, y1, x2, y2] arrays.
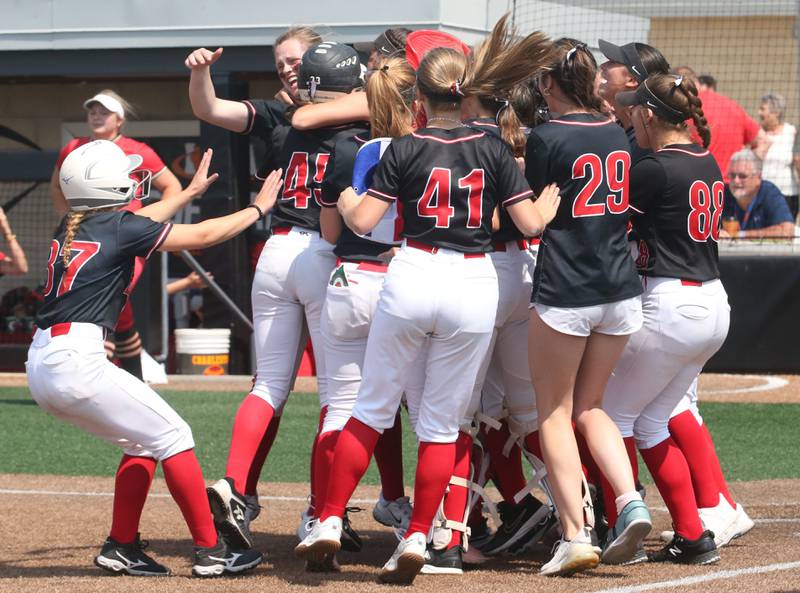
[[571, 151, 630, 218], [44, 239, 101, 297]]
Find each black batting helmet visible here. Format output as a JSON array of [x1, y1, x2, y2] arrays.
[[298, 42, 364, 103]]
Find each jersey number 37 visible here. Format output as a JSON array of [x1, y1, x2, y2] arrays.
[[44, 239, 101, 297], [571, 151, 630, 218]]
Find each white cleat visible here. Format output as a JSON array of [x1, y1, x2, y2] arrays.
[[540, 528, 600, 577], [296, 506, 314, 541], [379, 531, 427, 584], [295, 516, 342, 566], [699, 497, 755, 547]]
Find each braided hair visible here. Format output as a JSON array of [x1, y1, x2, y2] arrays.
[[61, 212, 86, 267], [647, 73, 711, 148]]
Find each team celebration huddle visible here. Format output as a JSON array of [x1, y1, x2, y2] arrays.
[[27, 14, 755, 585]]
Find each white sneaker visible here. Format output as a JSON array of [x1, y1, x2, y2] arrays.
[[373, 493, 412, 537], [296, 506, 314, 541], [660, 529, 675, 543], [540, 528, 600, 577], [699, 497, 754, 547], [379, 531, 427, 584], [294, 516, 342, 565]]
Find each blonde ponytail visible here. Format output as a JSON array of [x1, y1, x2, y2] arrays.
[[62, 212, 85, 267]]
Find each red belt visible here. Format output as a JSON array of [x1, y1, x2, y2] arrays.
[[492, 239, 531, 251], [681, 280, 702, 287], [406, 239, 485, 258], [271, 226, 292, 235], [50, 322, 72, 336], [336, 257, 389, 272]]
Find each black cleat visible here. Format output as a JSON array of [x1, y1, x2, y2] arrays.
[[207, 477, 253, 549], [468, 514, 492, 550], [420, 545, 463, 574], [192, 537, 263, 577], [341, 506, 363, 552], [648, 530, 720, 565], [482, 494, 550, 556], [94, 534, 170, 576]]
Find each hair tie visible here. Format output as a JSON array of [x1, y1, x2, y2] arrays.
[[381, 65, 390, 72], [674, 75, 684, 87], [566, 43, 587, 61], [450, 78, 465, 97]]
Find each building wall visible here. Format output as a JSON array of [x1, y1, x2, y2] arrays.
[[649, 16, 799, 124]]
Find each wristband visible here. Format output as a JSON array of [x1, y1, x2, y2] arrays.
[[246, 204, 264, 218], [5, 234, 16, 242]]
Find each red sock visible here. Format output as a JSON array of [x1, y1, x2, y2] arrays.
[[639, 438, 704, 540], [523, 430, 543, 459], [309, 406, 328, 512], [702, 424, 736, 508], [162, 450, 218, 548], [225, 394, 275, 494], [373, 412, 405, 501], [668, 410, 720, 509], [406, 441, 457, 537], [319, 417, 380, 521], [110, 455, 157, 543], [444, 433, 472, 549], [245, 415, 282, 495], [313, 430, 340, 517], [484, 421, 526, 503]]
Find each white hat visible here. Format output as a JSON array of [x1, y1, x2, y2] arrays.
[[83, 93, 125, 118]]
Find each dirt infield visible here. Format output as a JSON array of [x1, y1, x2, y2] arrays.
[[2, 372, 800, 403], [1, 475, 799, 593]]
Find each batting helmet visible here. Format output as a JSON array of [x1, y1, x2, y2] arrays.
[[298, 42, 364, 103]]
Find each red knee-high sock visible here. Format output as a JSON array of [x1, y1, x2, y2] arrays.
[[373, 411, 405, 501], [313, 430, 340, 517], [639, 438, 704, 540], [702, 423, 735, 508], [162, 450, 218, 548], [668, 410, 721, 509], [245, 415, 282, 495], [406, 441, 457, 538], [523, 429, 543, 459], [319, 417, 380, 521], [110, 454, 157, 544], [444, 432, 473, 549], [225, 394, 276, 494], [308, 406, 328, 512], [484, 421, 526, 503]]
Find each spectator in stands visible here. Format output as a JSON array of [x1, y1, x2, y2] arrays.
[[675, 66, 760, 182], [722, 149, 795, 238], [0, 207, 28, 276], [754, 93, 798, 219], [698, 74, 717, 91], [49, 90, 182, 214]]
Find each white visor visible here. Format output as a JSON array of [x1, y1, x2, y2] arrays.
[[83, 94, 125, 118]]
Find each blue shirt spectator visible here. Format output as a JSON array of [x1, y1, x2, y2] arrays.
[[722, 149, 795, 238]]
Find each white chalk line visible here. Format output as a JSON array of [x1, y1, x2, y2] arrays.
[[702, 374, 789, 395], [586, 560, 800, 593]]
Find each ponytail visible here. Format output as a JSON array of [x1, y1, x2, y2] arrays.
[[493, 99, 526, 157], [366, 56, 416, 138], [62, 212, 86, 267], [547, 38, 603, 113], [645, 73, 712, 148]]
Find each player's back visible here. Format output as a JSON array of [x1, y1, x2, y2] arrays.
[[36, 211, 170, 331], [525, 113, 641, 307]]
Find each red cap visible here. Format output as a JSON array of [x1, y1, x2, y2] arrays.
[[405, 30, 470, 70]]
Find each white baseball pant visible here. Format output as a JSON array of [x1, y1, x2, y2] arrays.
[[352, 244, 498, 443], [26, 323, 194, 460], [670, 377, 703, 424], [603, 278, 730, 449], [251, 227, 336, 410]]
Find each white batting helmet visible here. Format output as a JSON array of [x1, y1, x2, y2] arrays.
[[59, 140, 148, 211]]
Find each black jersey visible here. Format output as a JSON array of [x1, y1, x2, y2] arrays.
[[525, 113, 641, 307], [367, 126, 534, 253], [262, 123, 369, 232], [321, 133, 400, 263], [629, 144, 722, 282], [36, 211, 171, 331], [625, 125, 652, 164]]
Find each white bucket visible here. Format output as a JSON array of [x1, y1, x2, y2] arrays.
[[174, 328, 231, 375]]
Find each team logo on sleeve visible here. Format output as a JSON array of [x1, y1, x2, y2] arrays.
[[329, 265, 349, 287]]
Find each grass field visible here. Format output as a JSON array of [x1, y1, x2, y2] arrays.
[[0, 386, 797, 483]]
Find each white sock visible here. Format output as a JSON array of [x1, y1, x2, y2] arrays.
[[615, 491, 643, 516]]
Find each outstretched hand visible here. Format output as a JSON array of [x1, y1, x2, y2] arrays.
[[535, 183, 561, 225], [253, 169, 284, 214], [185, 149, 220, 198], [185, 47, 224, 70]]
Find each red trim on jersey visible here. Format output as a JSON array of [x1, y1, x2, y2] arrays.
[[366, 188, 397, 202], [502, 189, 534, 207], [629, 204, 645, 214], [354, 134, 369, 144], [241, 100, 257, 134], [550, 118, 613, 127], [411, 131, 486, 144], [146, 223, 173, 259], [657, 147, 710, 157], [470, 121, 499, 129]]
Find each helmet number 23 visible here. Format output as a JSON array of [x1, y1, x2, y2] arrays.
[[571, 151, 630, 218]]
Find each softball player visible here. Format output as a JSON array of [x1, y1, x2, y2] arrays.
[[525, 39, 651, 575], [604, 73, 730, 565], [296, 46, 560, 585], [205, 42, 369, 551], [28, 139, 282, 576]]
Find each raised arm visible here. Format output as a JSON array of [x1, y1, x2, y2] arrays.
[[185, 47, 250, 132], [160, 168, 283, 251], [136, 149, 219, 222], [291, 92, 370, 130], [0, 207, 28, 275]]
